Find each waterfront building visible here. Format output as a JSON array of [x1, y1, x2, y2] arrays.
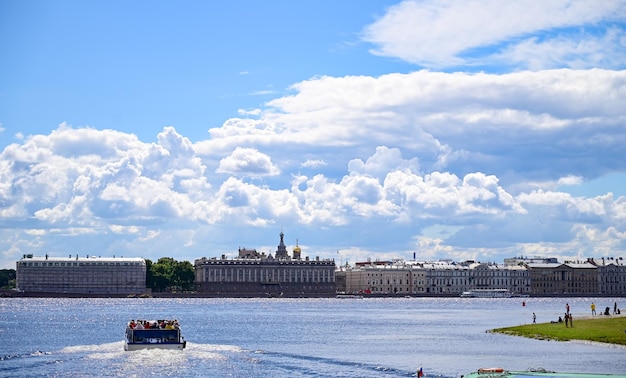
[[16, 254, 146, 295], [423, 261, 471, 295], [342, 259, 531, 295], [341, 256, 626, 296], [591, 258, 626, 295], [466, 262, 531, 295], [343, 260, 426, 294], [526, 261, 598, 295], [194, 232, 336, 297], [503, 264, 531, 294]]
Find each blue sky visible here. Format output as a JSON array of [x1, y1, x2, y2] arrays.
[[1, 1, 411, 145], [1, 0, 626, 269]]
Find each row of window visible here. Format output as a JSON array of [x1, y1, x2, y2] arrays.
[[202, 267, 335, 283], [535, 282, 598, 288], [533, 276, 597, 281], [199, 260, 333, 265], [20, 262, 142, 267], [364, 271, 528, 278]]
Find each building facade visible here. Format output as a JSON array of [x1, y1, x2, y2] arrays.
[[342, 260, 531, 295], [343, 261, 425, 294], [194, 232, 336, 297], [16, 254, 146, 295], [527, 262, 598, 295], [588, 258, 625, 295]]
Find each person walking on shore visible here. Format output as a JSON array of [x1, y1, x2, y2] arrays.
[[591, 302, 596, 316], [532, 312, 536, 324]]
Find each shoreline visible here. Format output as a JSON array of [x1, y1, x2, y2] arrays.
[[2, 289, 626, 299], [490, 315, 626, 346]]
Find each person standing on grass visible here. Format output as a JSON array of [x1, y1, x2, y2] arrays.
[[591, 302, 596, 316], [569, 313, 573, 327], [565, 313, 569, 327]]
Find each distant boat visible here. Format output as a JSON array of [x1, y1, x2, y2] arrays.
[[460, 289, 512, 298], [336, 294, 364, 299], [124, 319, 186, 351], [463, 367, 626, 378]]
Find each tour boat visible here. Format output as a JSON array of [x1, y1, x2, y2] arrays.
[[124, 319, 186, 351], [460, 289, 513, 298]]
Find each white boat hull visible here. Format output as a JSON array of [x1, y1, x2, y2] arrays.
[[124, 342, 185, 351], [460, 289, 513, 298]]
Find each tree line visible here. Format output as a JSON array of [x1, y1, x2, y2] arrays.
[[1, 269, 16, 289], [145, 257, 195, 292], [1, 258, 195, 292]]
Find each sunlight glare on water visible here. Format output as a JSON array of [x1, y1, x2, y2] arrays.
[[1, 297, 625, 377]]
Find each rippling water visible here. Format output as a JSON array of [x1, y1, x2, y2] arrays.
[[1, 297, 625, 377]]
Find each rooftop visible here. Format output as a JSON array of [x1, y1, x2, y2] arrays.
[[19, 254, 145, 263]]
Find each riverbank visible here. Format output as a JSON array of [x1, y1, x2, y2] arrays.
[[3, 288, 626, 298], [490, 315, 626, 345]]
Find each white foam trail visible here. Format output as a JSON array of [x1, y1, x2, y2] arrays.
[[181, 342, 244, 361], [60, 341, 123, 354], [57, 341, 246, 364], [185, 342, 244, 353]]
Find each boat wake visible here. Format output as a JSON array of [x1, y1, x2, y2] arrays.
[[58, 341, 245, 362], [247, 349, 429, 377], [2, 342, 454, 377], [0, 350, 51, 361]]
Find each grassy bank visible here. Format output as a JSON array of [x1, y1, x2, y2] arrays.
[[491, 316, 626, 345]]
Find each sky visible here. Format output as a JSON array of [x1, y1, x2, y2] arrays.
[[1, 0, 626, 270]]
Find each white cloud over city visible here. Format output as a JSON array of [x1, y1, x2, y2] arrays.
[[1, 0, 625, 269]]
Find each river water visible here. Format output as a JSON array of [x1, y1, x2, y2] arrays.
[[1, 297, 625, 377]]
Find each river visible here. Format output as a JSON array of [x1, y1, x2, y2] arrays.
[[1, 297, 625, 377]]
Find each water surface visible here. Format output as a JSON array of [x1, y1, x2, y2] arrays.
[[1, 297, 624, 377]]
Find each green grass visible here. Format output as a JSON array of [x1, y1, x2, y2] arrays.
[[490, 316, 626, 345]]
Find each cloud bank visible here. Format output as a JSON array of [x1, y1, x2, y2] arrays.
[[1, 0, 625, 268]]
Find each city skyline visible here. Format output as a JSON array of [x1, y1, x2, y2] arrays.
[[1, 0, 626, 269]]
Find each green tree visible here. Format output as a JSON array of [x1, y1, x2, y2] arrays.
[[173, 260, 195, 291], [145, 259, 154, 289], [1, 269, 16, 289], [145, 257, 195, 292]]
